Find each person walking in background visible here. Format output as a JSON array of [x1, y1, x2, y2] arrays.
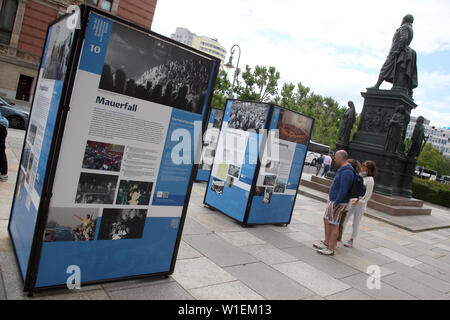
[[316, 154, 324, 176], [314, 150, 354, 256], [322, 153, 332, 177], [0, 111, 9, 182], [337, 159, 361, 242], [342, 161, 377, 248]]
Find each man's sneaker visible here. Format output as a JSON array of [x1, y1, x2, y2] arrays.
[[317, 248, 335, 256], [313, 241, 328, 250], [344, 239, 354, 248], [0, 175, 8, 182]]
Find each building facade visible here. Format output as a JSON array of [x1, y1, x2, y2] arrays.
[[406, 116, 450, 158], [171, 27, 226, 62], [0, 0, 158, 108]]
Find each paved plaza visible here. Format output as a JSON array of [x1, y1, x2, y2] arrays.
[[1, 129, 450, 300]]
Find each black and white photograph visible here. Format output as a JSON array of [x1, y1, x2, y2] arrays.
[[254, 186, 265, 197], [274, 177, 287, 194], [264, 160, 280, 174], [25, 152, 34, 184], [225, 176, 234, 188], [115, 180, 153, 206], [263, 175, 276, 186], [277, 109, 313, 145], [44, 208, 99, 242], [82, 140, 125, 172], [16, 169, 26, 204], [211, 178, 225, 195], [97, 208, 147, 240], [28, 123, 37, 146], [263, 187, 273, 204], [42, 19, 75, 80], [227, 101, 268, 133], [213, 109, 224, 129], [98, 21, 214, 114], [75, 173, 118, 204], [228, 164, 241, 178]]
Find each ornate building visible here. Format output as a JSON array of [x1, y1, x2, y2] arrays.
[[0, 0, 158, 107]]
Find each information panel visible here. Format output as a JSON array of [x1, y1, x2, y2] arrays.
[[8, 7, 219, 292], [196, 108, 224, 182], [204, 100, 270, 222], [247, 107, 314, 224], [8, 15, 76, 280]]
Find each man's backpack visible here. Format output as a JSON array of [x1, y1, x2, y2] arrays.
[[343, 167, 366, 199]]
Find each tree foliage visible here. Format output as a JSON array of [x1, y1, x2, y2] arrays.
[[418, 143, 450, 176]]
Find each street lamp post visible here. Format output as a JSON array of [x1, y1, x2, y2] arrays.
[[224, 44, 241, 98]]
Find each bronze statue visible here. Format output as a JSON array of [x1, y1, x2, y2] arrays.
[[372, 15, 418, 96], [337, 101, 356, 147], [385, 106, 406, 153], [407, 116, 426, 158]]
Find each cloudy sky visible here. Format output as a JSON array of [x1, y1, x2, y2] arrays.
[[152, 0, 450, 128]]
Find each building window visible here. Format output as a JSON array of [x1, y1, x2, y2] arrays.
[[15, 74, 33, 102], [0, 0, 17, 45], [85, 0, 112, 12]]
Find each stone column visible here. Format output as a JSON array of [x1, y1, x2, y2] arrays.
[[7, 0, 27, 56], [111, 0, 120, 14]]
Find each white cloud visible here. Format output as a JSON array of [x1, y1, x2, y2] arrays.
[[152, 0, 450, 125]]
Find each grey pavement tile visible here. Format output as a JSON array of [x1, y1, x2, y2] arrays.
[[421, 231, 449, 241], [382, 273, 449, 300], [183, 234, 258, 267], [108, 281, 194, 300], [0, 251, 29, 300], [242, 244, 299, 265], [0, 220, 13, 252], [182, 217, 212, 235], [225, 263, 314, 300], [246, 227, 303, 249], [284, 231, 318, 243], [302, 295, 325, 300], [102, 276, 174, 292], [35, 289, 110, 300], [349, 246, 395, 266], [366, 236, 422, 258], [340, 273, 417, 300], [188, 280, 264, 300], [416, 255, 450, 273], [177, 241, 203, 260], [0, 269, 5, 300], [332, 249, 394, 277], [371, 247, 422, 267], [437, 253, 450, 265], [282, 246, 361, 279], [187, 209, 243, 232], [404, 244, 445, 259], [171, 257, 236, 290], [434, 243, 450, 252], [273, 261, 351, 297], [382, 262, 450, 294], [414, 263, 450, 285], [217, 231, 266, 247], [367, 230, 412, 246], [326, 288, 374, 300]]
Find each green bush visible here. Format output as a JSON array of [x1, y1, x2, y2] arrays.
[[412, 178, 450, 208]]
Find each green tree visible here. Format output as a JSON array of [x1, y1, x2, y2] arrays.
[[234, 65, 280, 102], [210, 67, 232, 110], [418, 144, 450, 176]]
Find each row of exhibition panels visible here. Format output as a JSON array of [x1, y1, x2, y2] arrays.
[[7, 6, 314, 294]]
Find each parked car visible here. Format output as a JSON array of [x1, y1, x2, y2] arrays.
[[0, 96, 29, 129], [305, 141, 330, 166]]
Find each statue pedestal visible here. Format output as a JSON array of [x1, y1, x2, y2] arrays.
[[348, 88, 417, 198]]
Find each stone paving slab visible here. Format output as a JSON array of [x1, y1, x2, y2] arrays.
[[283, 246, 361, 279], [108, 282, 194, 300], [177, 241, 203, 260], [182, 234, 258, 267], [225, 263, 315, 300], [273, 261, 351, 297], [371, 247, 422, 267], [241, 244, 299, 266], [182, 217, 213, 235], [188, 280, 264, 300], [382, 273, 449, 300], [340, 273, 417, 300], [326, 288, 374, 300], [246, 227, 303, 249], [171, 257, 236, 290], [217, 231, 266, 247], [0, 268, 6, 300]]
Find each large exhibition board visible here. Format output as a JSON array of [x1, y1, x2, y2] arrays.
[[8, 6, 219, 292], [204, 100, 314, 226], [196, 108, 224, 182]]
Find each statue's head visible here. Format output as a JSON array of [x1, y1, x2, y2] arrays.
[[402, 14, 414, 25], [417, 116, 425, 125], [348, 101, 355, 109]]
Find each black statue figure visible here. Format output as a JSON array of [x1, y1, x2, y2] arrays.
[[407, 116, 426, 158], [385, 106, 406, 153], [337, 101, 356, 147], [372, 14, 418, 96]]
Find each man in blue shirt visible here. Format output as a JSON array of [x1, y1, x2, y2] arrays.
[[314, 150, 354, 256]]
